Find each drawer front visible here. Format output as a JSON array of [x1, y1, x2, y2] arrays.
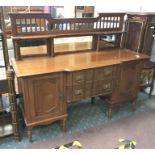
[[102, 80, 113, 91], [73, 71, 85, 85], [66, 69, 94, 86], [93, 80, 113, 96], [103, 67, 113, 78], [94, 66, 113, 80], [66, 83, 93, 103], [72, 85, 84, 101]]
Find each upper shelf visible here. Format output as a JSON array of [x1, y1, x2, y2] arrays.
[[9, 13, 126, 37]]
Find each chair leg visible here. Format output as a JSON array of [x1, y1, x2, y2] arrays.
[[149, 69, 155, 98], [149, 83, 154, 98]]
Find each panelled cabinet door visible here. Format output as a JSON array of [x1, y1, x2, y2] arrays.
[[26, 73, 65, 122]]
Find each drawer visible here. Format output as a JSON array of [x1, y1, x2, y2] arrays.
[[73, 71, 85, 85], [93, 80, 113, 96], [72, 85, 84, 101], [94, 66, 113, 80], [66, 69, 94, 86], [103, 66, 113, 78], [102, 80, 113, 92]]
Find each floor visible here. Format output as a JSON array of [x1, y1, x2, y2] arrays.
[[0, 92, 154, 149]]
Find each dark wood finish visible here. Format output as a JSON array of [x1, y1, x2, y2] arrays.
[[9, 13, 125, 60], [9, 12, 150, 142], [11, 49, 149, 141], [125, 12, 155, 55], [17, 72, 67, 142], [106, 60, 143, 118]]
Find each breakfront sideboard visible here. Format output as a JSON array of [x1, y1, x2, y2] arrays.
[[9, 13, 149, 142], [11, 50, 148, 142]]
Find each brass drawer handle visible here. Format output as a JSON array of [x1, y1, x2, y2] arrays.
[[103, 83, 111, 89], [104, 69, 112, 75], [75, 75, 83, 82], [74, 89, 83, 95]]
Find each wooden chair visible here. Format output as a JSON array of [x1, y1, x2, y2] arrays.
[[140, 60, 155, 98]]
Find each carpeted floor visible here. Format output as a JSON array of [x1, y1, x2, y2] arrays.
[[0, 92, 155, 149]]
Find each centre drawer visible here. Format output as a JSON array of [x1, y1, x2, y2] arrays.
[[66, 69, 94, 86], [73, 71, 85, 85], [94, 66, 114, 81]]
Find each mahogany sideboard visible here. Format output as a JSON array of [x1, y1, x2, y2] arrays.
[[11, 49, 149, 142]]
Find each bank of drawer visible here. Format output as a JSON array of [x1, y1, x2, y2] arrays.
[[72, 85, 84, 101], [94, 66, 113, 80]]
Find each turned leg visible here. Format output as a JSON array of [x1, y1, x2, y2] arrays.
[[27, 126, 33, 142], [91, 97, 95, 104], [108, 104, 113, 119]]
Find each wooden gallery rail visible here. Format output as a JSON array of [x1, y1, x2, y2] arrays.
[[9, 13, 149, 142], [9, 13, 125, 60]]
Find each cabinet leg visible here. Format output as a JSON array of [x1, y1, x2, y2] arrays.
[[91, 97, 95, 104], [108, 105, 113, 119], [62, 117, 67, 132], [27, 127, 33, 142]]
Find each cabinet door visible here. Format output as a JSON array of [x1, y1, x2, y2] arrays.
[[26, 73, 65, 123]]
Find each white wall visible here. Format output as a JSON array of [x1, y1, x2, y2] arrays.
[[64, 5, 75, 18], [62, 0, 155, 17], [94, 0, 153, 16]]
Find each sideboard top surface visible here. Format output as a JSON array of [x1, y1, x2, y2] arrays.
[[11, 48, 149, 78]]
